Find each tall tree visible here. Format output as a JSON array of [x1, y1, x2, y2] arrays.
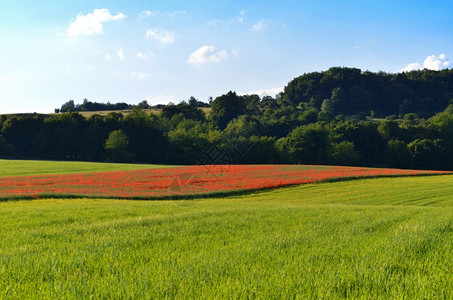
[[209, 91, 246, 129]]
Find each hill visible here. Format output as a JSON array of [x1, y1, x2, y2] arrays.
[[281, 67, 453, 117]]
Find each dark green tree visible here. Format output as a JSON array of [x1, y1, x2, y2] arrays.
[[209, 91, 246, 129], [105, 129, 135, 162], [329, 141, 362, 166], [384, 140, 410, 168], [161, 102, 205, 122], [276, 123, 331, 164], [1, 115, 44, 155], [407, 139, 450, 170]]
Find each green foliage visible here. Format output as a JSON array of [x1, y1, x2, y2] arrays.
[[0, 136, 14, 156], [122, 108, 168, 163], [384, 139, 410, 168], [161, 102, 206, 122], [104, 129, 135, 163], [59, 99, 131, 112], [209, 91, 246, 129], [407, 139, 450, 170], [223, 115, 265, 139], [329, 141, 362, 166], [1, 175, 453, 298], [298, 110, 318, 125], [240, 136, 280, 163], [31, 113, 87, 160], [430, 111, 453, 139], [332, 121, 385, 165], [277, 123, 331, 164], [282, 67, 453, 116], [105, 129, 129, 151], [60, 99, 75, 112], [1, 115, 44, 154], [378, 120, 402, 141], [321, 98, 335, 113], [167, 120, 211, 163]]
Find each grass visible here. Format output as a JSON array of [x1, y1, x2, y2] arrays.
[[0, 159, 176, 177], [1, 174, 452, 298]]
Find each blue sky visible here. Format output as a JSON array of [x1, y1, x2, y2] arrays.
[[0, 0, 452, 113]]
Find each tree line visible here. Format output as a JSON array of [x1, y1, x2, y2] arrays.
[[1, 67, 453, 170]]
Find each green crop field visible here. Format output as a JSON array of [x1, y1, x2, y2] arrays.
[[0, 159, 175, 177], [1, 170, 453, 298]]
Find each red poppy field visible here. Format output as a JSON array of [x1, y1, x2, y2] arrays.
[[0, 164, 449, 200]]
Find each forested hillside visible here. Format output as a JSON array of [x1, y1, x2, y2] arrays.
[[283, 67, 453, 117], [1, 67, 453, 170]]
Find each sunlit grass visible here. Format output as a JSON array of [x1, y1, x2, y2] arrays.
[[1, 175, 452, 298], [0, 159, 176, 177]]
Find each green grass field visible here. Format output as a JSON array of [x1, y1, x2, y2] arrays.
[[0, 159, 175, 177], [1, 170, 452, 298]]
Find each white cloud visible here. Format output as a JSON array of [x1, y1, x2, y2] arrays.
[[236, 10, 245, 23], [137, 51, 147, 59], [239, 87, 284, 98], [400, 54, 451, 72], [137, 51, 154, 59], [140, 10, 186, 19], [208, 10, 245, 26], [111, 13, 126, 21], [105, 53, 112, 60], [232, 48, 241, 58], [167, 10, 187, 18], [67, 8, 126, 37], [423, 54, 451, 70], [131, 72, 152, 79], [188, 45, 228, 65], [252, 20, 268, 31], [140, 10, 160, 19], [400, 62, 422, 73], [117, 49, 125, 60], [145, 29, 175, 44], [146, 94, 176, 105]]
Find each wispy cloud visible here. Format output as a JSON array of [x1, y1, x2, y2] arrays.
[[188, 45, 228, 65], [168, 10, 187, 18], [232, 48, 241, 58], [131, 72, 152, 79], [145, 29, 175, 44], [139, 10, 186, 19], [251, 20, 268, 31], [67, 8, 125, 37], [137, 51, 154, 59], [139, 10, 160, 19], [208, 10, 245, 26], [117, 49, 125, 60], [105, 53, 112, 60], [400, 54, 451, 72]]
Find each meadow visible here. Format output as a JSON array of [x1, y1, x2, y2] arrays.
[[0, 159, 175, 177], [0, 159, 452, 298]]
